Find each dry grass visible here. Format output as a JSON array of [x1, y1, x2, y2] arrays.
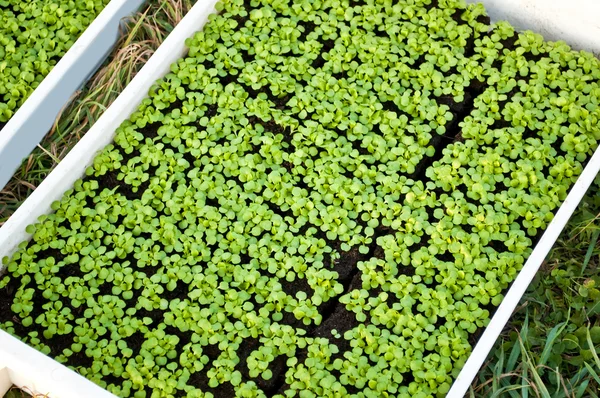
[[470, 190, 600, 398], [0, 0, 195, 225], [2, 385, 45, 398]]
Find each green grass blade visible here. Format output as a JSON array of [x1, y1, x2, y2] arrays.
[[584, 362, 600, 385], [522, 362, 529, 398], [489, 385, 529, 398], [586, 299, 600, 317], [493, 345, 505, 391], [575, 379, 590, 398], [586, 328, 600, 369], [521, 312, 530, 342], [581, 228, 600, 275], [468, 387, 476, 398], [569, 367, 588, 389], [507, 340, 522, 373], [553, 367, 561, 397], [507, 386, 525, 398], [519, 336, 551, 398], [521, 313, 530, 398], [540, 321, 568, 367]]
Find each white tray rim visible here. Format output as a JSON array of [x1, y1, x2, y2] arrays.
[[0, 0, 146, 190]]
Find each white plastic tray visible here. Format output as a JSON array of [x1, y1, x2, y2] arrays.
[[0, 0, 598, 396], [0, 0, 146, 191]]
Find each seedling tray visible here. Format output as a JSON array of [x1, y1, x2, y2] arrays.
[[0, 0, 146, 191], [0, 0, 599, 397]]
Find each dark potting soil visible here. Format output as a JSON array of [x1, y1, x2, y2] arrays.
[[0, 274, 18, 324], [4, 77, 538, 397]]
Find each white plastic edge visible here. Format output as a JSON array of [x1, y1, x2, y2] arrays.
[[0, 331, 114, 398], [0, 0, 219, 396], [0, 0, 598, 396], [466, 0, 600, 55], [449, 1, 600, 396], [0, 0, 146, 190], [446, 153, 600, 397]]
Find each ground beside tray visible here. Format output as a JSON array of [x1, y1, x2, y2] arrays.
[[470, 183, 600, 396], [0, 0, 111, 127], [2, 387, 32, 398]]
